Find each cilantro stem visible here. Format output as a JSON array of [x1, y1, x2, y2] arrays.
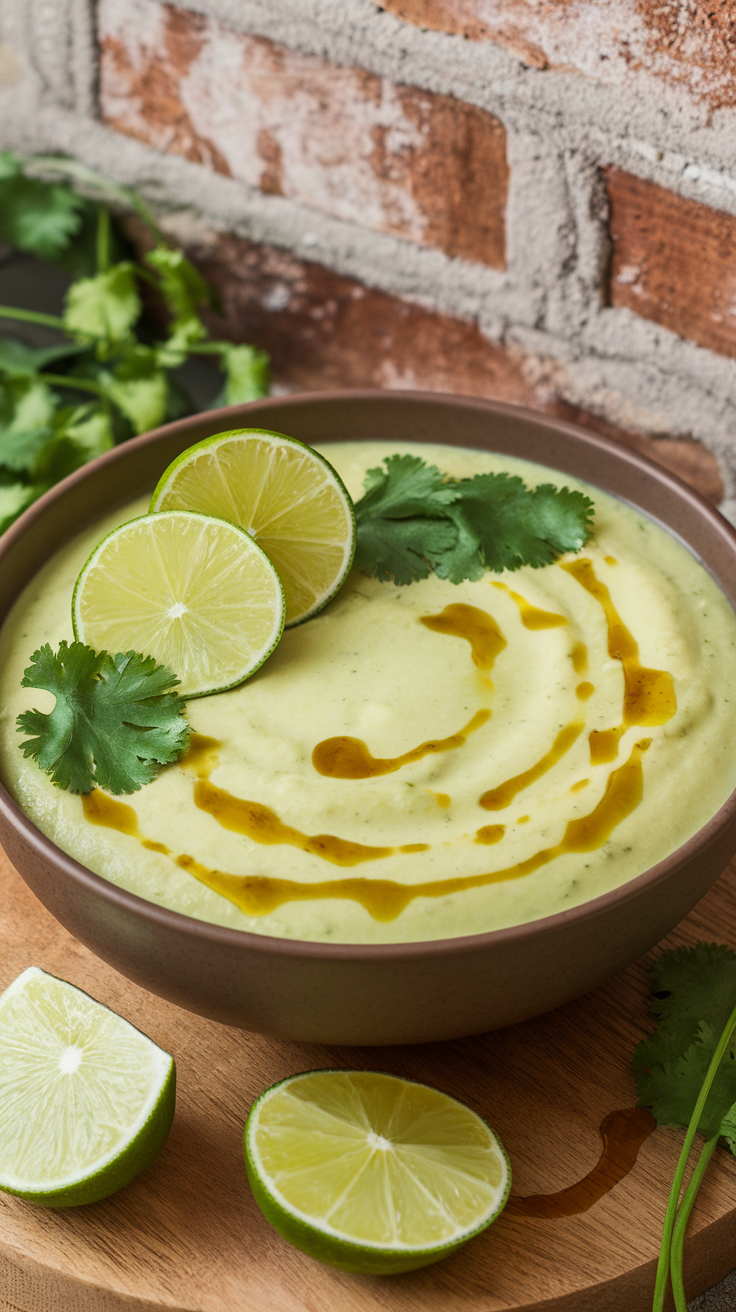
[[0, 305, 67, 331], [652, 1000, 736, 1312], [40, 373, 106, 397], [96, 205, 111, 275], [669, 1134, 718, 1311], [26, 156, 165, 244]]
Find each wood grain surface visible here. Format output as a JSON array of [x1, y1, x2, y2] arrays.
[[1, 845, 736, 1312]]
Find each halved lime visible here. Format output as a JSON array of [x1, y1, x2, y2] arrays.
[[72, 510, 285, 698], [0, 967, 175, 1207], [244, 1069, 511, 1274], [150, 429, 356, 627]]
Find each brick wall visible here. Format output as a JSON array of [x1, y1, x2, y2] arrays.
[[0, 0, 735, 510]]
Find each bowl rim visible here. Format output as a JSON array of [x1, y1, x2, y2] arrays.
[[3, 386, 736, 963]]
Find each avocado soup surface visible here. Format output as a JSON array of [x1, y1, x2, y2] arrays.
[[2, 440, 735, 944]]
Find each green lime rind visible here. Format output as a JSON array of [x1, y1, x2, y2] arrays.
[[244, 1069, 512, 1275], [71, 510, 286, 699], [0, 967, 176, 1208], [150, 429, 357, 629], [1, 1061, 176, 1208]]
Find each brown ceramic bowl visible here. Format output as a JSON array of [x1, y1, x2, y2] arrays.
[[2, 390, 736, 1045]]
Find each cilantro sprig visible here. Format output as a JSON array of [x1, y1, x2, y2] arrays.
[[0, 152, 270, 535], [633, 943, 736, 1311], [353, 454, 594, 584], [17, 641, 190, 795]]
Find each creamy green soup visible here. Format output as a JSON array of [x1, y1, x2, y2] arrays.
[[2, 440, 736, 944]]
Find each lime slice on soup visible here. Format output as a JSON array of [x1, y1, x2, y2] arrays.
[[244, 1069, 511, 1274], [73, 510, 285, 697], [0, 967, 175, 1207], [150, 429, 356, 627]]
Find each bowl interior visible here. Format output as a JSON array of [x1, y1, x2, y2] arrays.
[[2, 389, 736, 965]]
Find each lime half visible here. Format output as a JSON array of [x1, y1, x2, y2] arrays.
[[244, 1069, 511, 1274], [150, 429, 356, 627], [0, 967, 175, 1207], [72, 510, 285, 697]]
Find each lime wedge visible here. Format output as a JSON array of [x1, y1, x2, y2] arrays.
[[244, 1069, 511, 1274], [0, 967, 175, 1207], [72, 509, 285, 698], [150, 429, 356, 627]]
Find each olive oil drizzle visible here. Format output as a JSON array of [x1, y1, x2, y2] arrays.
[[475, 825, 505, 845], [507, 1108, 656, 1218], [589, 724, 627, 766], [480, 721, 584, 811], [176, 737, 651, 920], [563, 557, 676, 725], [82, 789, 140, 836], [79, 566, 666, 922], [562, 558, 676, 767], [180, 733, 222, 778], [571, 641, 589, 675], [82, 738, 651, 922], [419, 603, 507, 670], [193, 779, 426, 867], [312, 709, 491, 779], [492, 581, 568, 630]]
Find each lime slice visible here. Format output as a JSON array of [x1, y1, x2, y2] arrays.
[[72, 510, 285, 698], [150, 429, 356, 627], [0, 967, 175, 1207], [244, 1069, 511, 1274]]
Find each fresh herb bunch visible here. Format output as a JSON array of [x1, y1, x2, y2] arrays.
[[0, 153, 269, 535], [353, 454, 595, 584], [17, 641, 190, 794], [633, 943, 736, 1312]]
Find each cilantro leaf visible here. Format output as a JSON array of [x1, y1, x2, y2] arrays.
[[438, 476, 595, 581], [99, 345, 168, 433], [63, 263, 141, 342], [633, 944, 736, 1137], [632, 943, 736, 1309], [0, 376, 56, 472], [146, 247, 211, 368], [0, 155, 86, 261], [0, 478, 47, 534], [0, 337, 86, 378], [637, 942, 736, 1063], [32, 405, 114, 484], [355, 515, 457, 585], [145, 246, 212, 325], [353, 456, 594, 585], [17, 642, 190, 794], [356, 454, 458, 520], [635, 1021, 736, 1138], [208, 342, 270, 407], [353, 454, 459, 583]]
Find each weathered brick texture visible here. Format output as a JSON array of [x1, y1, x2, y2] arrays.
[[163, 227, 721, 504], [99, 0, 508, 268], [379, 0, 736, 106], [607, 168, 736, 360]]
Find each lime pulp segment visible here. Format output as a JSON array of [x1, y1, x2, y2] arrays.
[[0, 967, 175, 1207], [72, 510, 285, 698], [244, 1069, 511, 1273], [150, 429, 356, 627]]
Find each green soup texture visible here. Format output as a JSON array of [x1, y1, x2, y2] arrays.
[[2, 440, 735, 944]]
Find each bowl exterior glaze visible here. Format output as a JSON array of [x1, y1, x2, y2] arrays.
[[2, 391, 736, 1045]]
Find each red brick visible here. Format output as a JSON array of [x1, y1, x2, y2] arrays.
[[98, 0, 508, 268], [169, 227, 722, 504], [379, 0, 736, 108], [606, 167, 736, 361]]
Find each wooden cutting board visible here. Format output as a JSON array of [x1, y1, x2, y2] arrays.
[[1, 846, 736, 1312]]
